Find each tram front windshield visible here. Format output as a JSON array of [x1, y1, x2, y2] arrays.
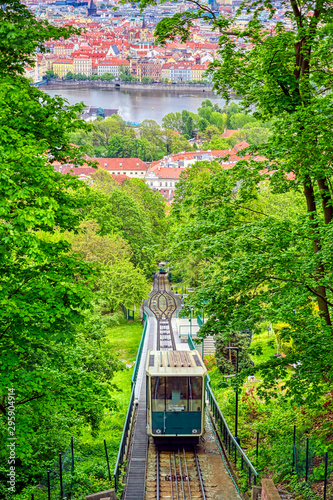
[[151, 377, 202, 412]]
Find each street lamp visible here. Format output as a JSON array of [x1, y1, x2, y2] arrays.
[[224, 346, 239, 442]]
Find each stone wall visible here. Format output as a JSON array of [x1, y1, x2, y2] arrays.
[[44, 80, 214, 93]]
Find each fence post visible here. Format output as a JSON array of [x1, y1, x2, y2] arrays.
[[323, 452, 328, 500], [59, 453, 63, 499], [104, 439, 111, 481], [256, 432, 259, 461], [47, 470, 51, 500], [305, 437, 309, 482], [292, 425, 296, 468], [71, 436, 74, 476]]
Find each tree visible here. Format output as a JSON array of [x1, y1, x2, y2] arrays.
[[164, 129, 193, 154], [139, 119, 164, 149], [210, 111, 226, 130], [65, 70, 74, 80], [149, 0, 333, 404], [0, 1, 120, 491], [229, 113, 256, 130], [69, 220, 150, 315], [203, 136, 230, 150], [202, 124, 220, 141], [45, 69, 58, 79], [119, 65, 133, 81], [98, 259, 150, 314], [121, 178, 168, 245], [162, 111, 183, 133], [86, 175, 157, 273], [231, 123, 272, 146], [100, 72, 115, 81]]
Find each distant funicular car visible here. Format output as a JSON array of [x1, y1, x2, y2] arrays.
[[146, 350, 207, 442]]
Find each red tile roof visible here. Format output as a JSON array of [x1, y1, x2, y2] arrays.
[[94, 158, 148, 171]]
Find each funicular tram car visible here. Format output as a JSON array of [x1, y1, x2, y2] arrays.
[[146, 350, 207, 442]]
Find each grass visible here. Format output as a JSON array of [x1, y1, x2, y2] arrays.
[[249, 331, 277, 365], [106, 318, 144, 364]]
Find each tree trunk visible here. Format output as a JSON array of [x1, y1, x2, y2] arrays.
[[303, 175, 331, 325], [317, 177, 333, 225]]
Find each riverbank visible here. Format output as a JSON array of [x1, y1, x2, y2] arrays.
[[44, 79, 215, 93]]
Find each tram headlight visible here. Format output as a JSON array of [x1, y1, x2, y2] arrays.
[[154, 429, 162, 434], [192, 429, 199, 434]]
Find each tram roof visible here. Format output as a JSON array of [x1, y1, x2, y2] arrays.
[[146, 350, 207, 376]]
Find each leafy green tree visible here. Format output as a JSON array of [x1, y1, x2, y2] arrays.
[[65, 70, 74, 79], [87, 174, 156, 273], [150, 0, 333, 404], [164, 129, 193, 154], [121, 178, 168, 245], [100, 72, 115, 81], [162, 111, 183, 133], [229, 113, 256, 130], [0, 0, 122, 491], [202, 124, 220, 140], [98, 259, 150, 314], [203, 136, 230, 150], [139, 119, 165, 150], [197, 117, 209, 132], [198, 105, 212, 122], [69, 220, 149, 315], [119, 65, 133, 81], [210, 111, 226, 130], [45, 69, 58, 79], [231, 123, 272, 146]]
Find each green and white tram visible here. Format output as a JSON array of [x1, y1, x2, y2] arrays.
[[146, 350, 207, 441]]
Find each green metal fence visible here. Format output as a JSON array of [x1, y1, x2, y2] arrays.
[[131, 312, 147, 388], [121, 304, 135, 321], [113, 311, 148, 492], [188, 332, 258, 487], [206, 383, 259, 486]]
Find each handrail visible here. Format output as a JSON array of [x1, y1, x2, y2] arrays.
[[131, 311, 147, 387], [113, 312, 148, 491], [113, 386, 135, 491], [188, 333, 258, 485], [206, 382, 258, 485], [188, 333, 196, 351]]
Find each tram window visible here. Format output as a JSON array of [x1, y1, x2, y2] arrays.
[[151, 377, 165, 411], [189, 377, 202, 412], [166, 377, 188, 412]]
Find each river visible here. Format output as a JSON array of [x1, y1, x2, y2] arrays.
[[42, 87, 228, 124]]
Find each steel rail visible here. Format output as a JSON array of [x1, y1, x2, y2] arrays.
[[183, 448, 192, 500], [170, 453, 174, 500], [178, 449, 186, 500], [157, 447, 160, 500], [173, 451, 179, 500], [194, 447, 206, 500]]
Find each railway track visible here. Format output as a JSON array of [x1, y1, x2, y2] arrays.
[[156, 446, 206, 500], [148, 274, 178, 350]]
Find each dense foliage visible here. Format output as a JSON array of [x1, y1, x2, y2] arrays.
[[69, 100, 271, 161], [163, 0, 333, 410], [0, 2, 165, 497]]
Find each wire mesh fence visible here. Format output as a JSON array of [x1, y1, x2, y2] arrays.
[[30, 437, 113, 500], [293, 434, 333, 500]]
